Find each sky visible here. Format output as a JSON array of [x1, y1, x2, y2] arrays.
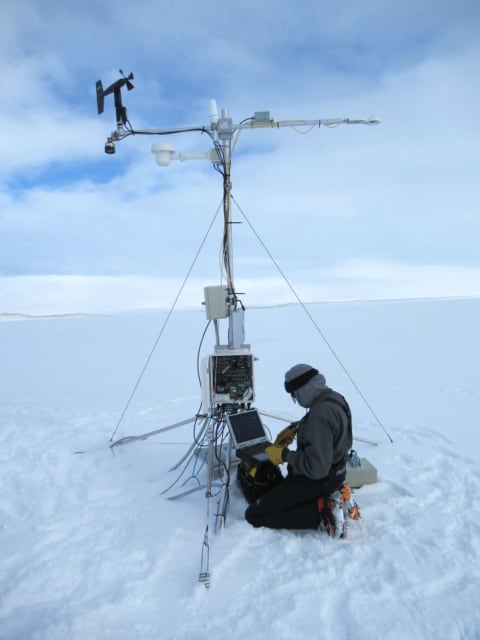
[[1, 0, 480, 314]]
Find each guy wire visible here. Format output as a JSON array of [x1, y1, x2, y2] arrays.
[[231, 194, 393, 444], [109, 199, 224, 443]]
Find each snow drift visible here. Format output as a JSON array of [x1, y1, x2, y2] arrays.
[[1, 298, 479, 639]]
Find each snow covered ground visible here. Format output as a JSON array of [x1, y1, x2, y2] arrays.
[[1, 297, 479, 640]]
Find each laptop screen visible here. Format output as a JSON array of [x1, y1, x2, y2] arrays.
[[227, 410, 266, 445]]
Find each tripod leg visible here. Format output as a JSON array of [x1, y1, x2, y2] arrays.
[[198, 524, 211, 588]]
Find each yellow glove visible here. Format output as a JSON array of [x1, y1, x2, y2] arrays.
[[274, 423, 298, 447], [265, 444, 286, 466]]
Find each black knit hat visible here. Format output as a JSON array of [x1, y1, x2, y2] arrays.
[[284, 365, 319, 394]]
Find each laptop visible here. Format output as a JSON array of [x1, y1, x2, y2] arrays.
[[225, 409, 272, 464]]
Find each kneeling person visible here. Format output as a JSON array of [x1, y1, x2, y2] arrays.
[[245, 364, 352, 530]]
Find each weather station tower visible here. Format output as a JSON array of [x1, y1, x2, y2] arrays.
[[97, 71, 382, 586]]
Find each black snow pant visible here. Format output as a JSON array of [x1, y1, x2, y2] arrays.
[[245, 469, 345, 530]]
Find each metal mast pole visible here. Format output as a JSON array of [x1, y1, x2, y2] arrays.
[[222, 111, 234, 290], [216, 108, 237, 347]]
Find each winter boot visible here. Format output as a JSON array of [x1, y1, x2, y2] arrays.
[[317, 484, 360, 539], [340, 483, 361, 521], [318, 491, 345, 539]]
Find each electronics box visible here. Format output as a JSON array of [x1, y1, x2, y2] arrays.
[[209, 351, 254, 405]]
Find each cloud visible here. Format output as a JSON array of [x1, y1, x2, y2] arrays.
[[1, 0, 479, 310], [1, 261, 479, 316]]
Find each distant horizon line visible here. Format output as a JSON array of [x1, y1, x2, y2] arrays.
[[1, 294, 478, 320]]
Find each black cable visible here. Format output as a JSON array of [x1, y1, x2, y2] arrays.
[[212, 140, 226, 168], [211, 417, 230, 498], [161, 441, 201, 495], [161, 414, 211, 495], [131, 126, 212, 136], [192, 404, 208, 447], [196, 320, 212, 387], [213, 416, 231, 519], [191, 427, 208, 478]]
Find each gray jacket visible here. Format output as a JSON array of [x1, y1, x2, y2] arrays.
[[284, 377, 352, 480]]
